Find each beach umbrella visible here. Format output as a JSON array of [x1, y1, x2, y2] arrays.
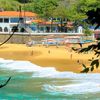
[[46, 38, 53, 42], [64, 40, 70, 44]]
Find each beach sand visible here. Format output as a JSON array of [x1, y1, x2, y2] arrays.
[[0, 43, 99, 73]]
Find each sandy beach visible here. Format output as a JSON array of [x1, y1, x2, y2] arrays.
[[0, 43, 98, 73]]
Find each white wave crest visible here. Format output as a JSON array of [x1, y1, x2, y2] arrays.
[[1, 58, 100, 95], [43, 82, 100, 95], [0, 58, 100, 80]]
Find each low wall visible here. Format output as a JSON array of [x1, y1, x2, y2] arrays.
[[0, 33, 85, 44], [0, 34, 45, 44]]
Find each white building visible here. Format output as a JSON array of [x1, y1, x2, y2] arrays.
[[0, 11, 85, 37], [0, 11, 37, 33], [77, 26, 83, 33]]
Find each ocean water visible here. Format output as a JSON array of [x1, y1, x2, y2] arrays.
[[0, 58, 100, 100]]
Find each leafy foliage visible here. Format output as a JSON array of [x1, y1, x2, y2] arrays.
[[74, 44, 100, 73], [0, 0, 20, 11], [73, 40, 100, 73], [86, 8, 100, 29], [33, 0, 58, 18]]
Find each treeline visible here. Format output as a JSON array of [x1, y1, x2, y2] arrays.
[[0, 0, 99, 21]]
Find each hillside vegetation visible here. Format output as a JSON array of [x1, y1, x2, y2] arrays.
[[0, 0, 99, 22]]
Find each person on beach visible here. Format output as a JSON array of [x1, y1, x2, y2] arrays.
[[31, 50, 33, 55], [48, 50, 51, 54], [70, 53, 73, 59]]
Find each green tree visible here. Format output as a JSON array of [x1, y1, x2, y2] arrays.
[[77, 0, 100, 13], [71, 0, 100, 34], [33, 0, 58, 18], [22, 2, 35, 12], [15, 0, 31, 3], [53, 0, 79, 20], [0, 0, 20, 11]]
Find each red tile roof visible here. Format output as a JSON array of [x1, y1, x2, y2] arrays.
[[32, 19, 43, 23], [0, 11, 37, 17], [93, 30, 100, 34], [32, 19, 56, 25]]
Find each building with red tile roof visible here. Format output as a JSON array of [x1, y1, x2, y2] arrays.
[[0, 11, 37, 33], [0, 11, 37, 17]]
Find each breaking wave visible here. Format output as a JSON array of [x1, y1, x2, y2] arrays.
[[0, 58, 100, 95]]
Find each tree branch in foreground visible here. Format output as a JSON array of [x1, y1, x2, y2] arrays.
[[0, 77, 11, 88], [72, 42, 100, 73]]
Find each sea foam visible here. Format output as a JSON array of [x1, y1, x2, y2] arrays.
[[1, 58, 100, 95], [0, 58, 100, 80], [43, 82, 100, 95]]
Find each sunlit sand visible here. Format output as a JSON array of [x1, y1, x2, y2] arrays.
[[0, 43, 98, 73]]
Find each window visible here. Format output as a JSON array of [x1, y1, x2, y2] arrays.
[[39, 27, 44, 31], [0, 18, 3, 23], [10, 18, 24, 23], [0, 27, 2, 32], [4, 18, 9, 23], [10, 18, 19, 23], [4, 27, 8, 32], [19, 17, 24, 23]]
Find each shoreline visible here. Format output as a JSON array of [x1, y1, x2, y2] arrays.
[[0, 43, 98, 73]]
